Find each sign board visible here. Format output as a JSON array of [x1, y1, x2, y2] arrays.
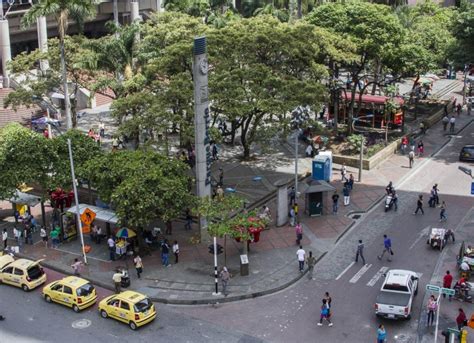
[[80, 208, 96, 226], [441, 287, 456, 296], [426, 284, 441, 293]]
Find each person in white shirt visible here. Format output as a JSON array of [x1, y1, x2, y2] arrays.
[[107, 237, 116, 261], [13, 226, 22, 247], [296, 245, 306, 272], [40, 227, 48, 248], [172, 241, 180, 263], [305, 144, 314, 158], [2, 229, 7, 250]]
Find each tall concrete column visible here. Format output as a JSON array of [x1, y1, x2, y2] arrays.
[[156, 0, 163, 13], [36, 16, 49, 72], [113, 0, 119, 27], [193, 36, 211, 242], [274, 179, 289, 227], [0, 19, 11, 88], [131, 1, 140, 22]]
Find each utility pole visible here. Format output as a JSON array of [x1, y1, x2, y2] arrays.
[[67, 139, 88, 264], [0, 2, 12, 88], [358, 136, 364, 182], [36, 16, 49, 72]]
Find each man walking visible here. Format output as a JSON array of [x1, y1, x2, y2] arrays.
[[107, 236, 116, 261], [341, 164, 347, 182], [414, 195, 424, 215], [355, 240, 366, 265], [2, 229, 7, 250], [440, 201, 447, 222], [377, 234, 393, 262], [296, 245, 306, 272], [220, 267, 231, 296], [71, 258, 83, 276], [343, 186, 350, 206], [443, 270, 453, 301], [442, 115, 449, 131], [161, 239, 170, 267], [408, 149, 415, 168], [113, 269, 123, 294], [307, 251, 316, 280], [449, 115, 456, 133], [332, 192, 339, 214]]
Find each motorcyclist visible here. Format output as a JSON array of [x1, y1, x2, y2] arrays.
[[385, 182, 394, 195], [455, 276, 471, 298], [391, 190, 398, 211]]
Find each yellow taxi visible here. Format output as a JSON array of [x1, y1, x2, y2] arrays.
[[42, 276, 97, 312], [0, 255, 46, 291], [98, 291, 156, 330]]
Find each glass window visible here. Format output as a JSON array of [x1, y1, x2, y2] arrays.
[[51, 284, 63, 292], [63, 286, 73, 295], [108, 299, 120, 307], [120, 301, 130, 311], [14, 268, 24, 276], [134, 298, 152, 313], [3, 267, 13, 274], [76, 284, 94, 297]]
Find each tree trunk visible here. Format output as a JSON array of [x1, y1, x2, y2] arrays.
[[59, 38, 72, 130], [229, 120, 238, 145], [348, 80, 358, 135]]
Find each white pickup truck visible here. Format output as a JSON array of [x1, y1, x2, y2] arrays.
[[375, 269, 419, 320]]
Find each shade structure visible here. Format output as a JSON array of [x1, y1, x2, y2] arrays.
[[116, 228, 136, 238], [65, 203, 118, 224]]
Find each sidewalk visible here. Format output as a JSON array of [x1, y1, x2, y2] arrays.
[[3, 82, 472, 305]]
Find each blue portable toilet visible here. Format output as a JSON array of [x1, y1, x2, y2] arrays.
[[312, 155, 331, 181]]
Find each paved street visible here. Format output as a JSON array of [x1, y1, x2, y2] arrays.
[[0, 268, 261, 343]]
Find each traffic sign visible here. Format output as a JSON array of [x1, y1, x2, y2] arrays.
[[426, 284, 441, 292], [441, 287, 456, 296]]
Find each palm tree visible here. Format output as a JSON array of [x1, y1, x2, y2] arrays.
[[22, 0, 97, 130]]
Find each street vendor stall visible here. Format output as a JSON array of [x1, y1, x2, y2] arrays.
[[458, 241, 474, 279]]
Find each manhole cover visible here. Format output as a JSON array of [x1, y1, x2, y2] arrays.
[[72, 319, 91, 329]]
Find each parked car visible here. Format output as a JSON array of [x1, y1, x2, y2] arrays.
[[459, 145, 474, 162], [0, 256, 46, 291], [42, 276, 97, 312], [375, 269, 418, 320]]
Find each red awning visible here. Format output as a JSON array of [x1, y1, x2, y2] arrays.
[[343, 93, 404, 105]]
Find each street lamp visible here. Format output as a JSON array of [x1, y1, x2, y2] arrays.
[[290, 105, 312, 206], [351, 115, 373, 182]]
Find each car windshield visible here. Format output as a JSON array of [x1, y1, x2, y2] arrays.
[[27, 265, 44, 280], [462, 147, 474, 154], [134, 298, 152, 313], [76, 283, 95, 297]]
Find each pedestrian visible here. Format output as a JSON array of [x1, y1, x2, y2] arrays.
[[443, 270, 453, 300], [289, 186, 296, 206], [172, 240, 179, 263], [133, 254, 143, 279], [419, 122, 426, 135], [296, 245, 305, 272], [408, 150, 415, 168], [261, 205, 271, 221], [332, 192, 339, 214], [2, 228, 8, 250], [417, 140, 424, 157], [40, 227, 48, 248], [218, 167, 224, 186], [401, 136, 408, 154], [456, 103, 462, 116], [317, 299, 333, 327], [324, 292, 332, 316], [96, 226, 103, 244], [307, 251, 316, 280], [414, 195, 424, 215], [341, 164, 347, 182], [456, 308, 467, 330], [449, 115, 456, 133], [433, 184, 440, 205], [305, 143, 314, 158], [442, 115, 449, 131], [220, 267, 231, 296], [377, 234, 393, 262], [91, 224, 98, 243], [113, 269, 123, 294], [289, 206, 296, 227], [107, 236, 116, 261], [165, 220, 172, 235], [409, 137, 416, 152], [71, 258, 82, 276], [161, 239, 170, 267], [184, 209, 193, 230], [14, 226, 22, 247], [439, 201, 447, 222], [467, 102, 472, 116], [343, 186, 350, 206], [426, 295, 437, 326], [355, 240, 366, 265], [216, 185, 224, 200], [295, 222, 303, 245], [377, 324, 386, 343], [348, 174, 354, 191], [99, 122, 105, 138]]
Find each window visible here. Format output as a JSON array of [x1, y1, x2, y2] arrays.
[[120, 301, 130, 311], [63, 286, 73, 295], [383, 283, 409, 292], [51, 284, 63, 292], [134, 298, 152, 313], [14, 268, 24, 276], [76, 284, 94, 297], [3, 267, 13, 274], [108, 299, 120, 307]]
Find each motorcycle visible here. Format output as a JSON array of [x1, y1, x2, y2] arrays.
[[385, 194, 394, 212], [454, 282, 473, 303]]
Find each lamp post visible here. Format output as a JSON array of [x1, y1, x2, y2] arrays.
[[352, 115, 372, 183], [291, 106, 312, 207]]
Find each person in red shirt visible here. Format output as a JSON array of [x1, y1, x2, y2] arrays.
[[456, 308, 467, 330], [443, 270, 453, 300]]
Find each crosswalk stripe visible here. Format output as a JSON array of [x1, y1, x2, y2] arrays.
[[349, 264, 372, 283], [335, 261, 355, 281], [366, 266, 389, 287]]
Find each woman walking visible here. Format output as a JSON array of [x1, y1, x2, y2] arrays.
[[426, 295, 437, 326], [439, 201, 447, 222], [295, 222, 303, 245], [317, 299, 333, 327], [377, 324, 386, 343], [172, 240, 180, 263], [133, 254, 143, 279], [40, 226, 48, 248]]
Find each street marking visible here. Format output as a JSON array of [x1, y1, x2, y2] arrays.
[[335, 261, 355, 280], [367, 266, 389, 287], [349, 264, 372, 283], [409, 226, 431, 250]]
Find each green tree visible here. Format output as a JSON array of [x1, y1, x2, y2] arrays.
[[208, 16, 327, 158], [22, 0, 98, 129], [451, 3, 474, 68]]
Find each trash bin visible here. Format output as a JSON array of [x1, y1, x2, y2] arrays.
[[240, 254, 249, 276], [121, 269, 130, 288]]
